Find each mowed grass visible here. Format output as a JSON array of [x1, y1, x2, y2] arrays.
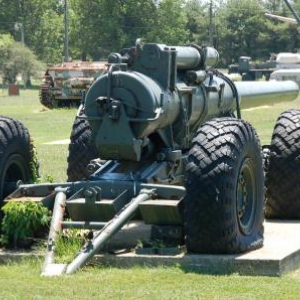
[[0, 88, 76, 182], [1, 87, 300, 298], [242, 100, 300, 145], [1, 259, 300, 299]]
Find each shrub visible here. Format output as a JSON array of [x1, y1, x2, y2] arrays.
[[0, 201, 51, 248]]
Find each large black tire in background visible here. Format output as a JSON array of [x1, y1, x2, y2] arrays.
[[0, 116, 38, 205], [39, 83, 53, 109], [242, 73, 255, 81], [184, 118, 264, 254], [265, 109, 300, 219], [67, 117, 99, 181]]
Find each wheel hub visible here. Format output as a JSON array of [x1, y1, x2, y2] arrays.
[[237, 158, 256, 235]]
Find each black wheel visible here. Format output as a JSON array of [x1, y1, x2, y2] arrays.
[[265, 109, 300, 219], [67, 117, 99, 181], [242, 73, 254, 81], [0, 116, 38, 204], [39, 83, 53, 109], [184, 118, 264, 254]]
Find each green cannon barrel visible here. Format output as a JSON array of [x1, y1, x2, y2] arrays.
[[235, 80, 299, 109]]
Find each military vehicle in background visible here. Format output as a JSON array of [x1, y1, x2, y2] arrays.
[[229, 0, 300, 83], [270, 52, 300, 86], [265, 0, 300, 87], [39, 61, 107, 109], [228, 56, 276, 81]]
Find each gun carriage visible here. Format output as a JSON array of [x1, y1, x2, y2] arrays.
[[2, 42, 299, 275]]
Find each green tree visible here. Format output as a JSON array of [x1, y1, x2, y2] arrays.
[[262, 0, 288, 13], [147, 0, 189, 45], [73, 0, 158, 60], [261, 0, 300, 53], [0, 34, 44, 85], [4, 0, 300, 67], [294, 0, 300, 15], [0, 34, 14, 77], [25, 0, 68, 63], [72, 0, 124, 60], [184, 0, 210, 45], [0, 0, 66, 64], [117, 0, 157, 46], [217, 0, 267, 64]]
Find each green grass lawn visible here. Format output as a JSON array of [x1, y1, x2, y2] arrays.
[[242, 100, 300, 145], [1, 87, 300, 299], [0, 88, 76, 182], [0, 259, 300, 299]]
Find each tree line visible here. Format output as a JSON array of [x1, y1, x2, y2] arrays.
[[1, 0, 300, 68]]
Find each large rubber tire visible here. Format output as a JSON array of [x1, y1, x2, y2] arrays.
[[265, 109, 300, 219], [184, 118, 264, 254], [242, 73, 254, 81], [0, 116, 38, 205], [67, 117, 99, 181], [39, 83, 53, 109]]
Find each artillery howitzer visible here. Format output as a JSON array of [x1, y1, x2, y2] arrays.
[[2, 42, 299, 276]]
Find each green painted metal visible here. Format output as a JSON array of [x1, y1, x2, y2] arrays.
[[5, 41, 300, 276], [83, 43, 299, 162], [139, 199, 184, 225]]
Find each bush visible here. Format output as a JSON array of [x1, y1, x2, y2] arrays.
[[0, 201, 51, 248]]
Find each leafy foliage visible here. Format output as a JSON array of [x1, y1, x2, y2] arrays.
[[0, 201, 51, 248], [0, 34, 14, 79], [0, 34, 45, 85], [1, 0, 300, 72]]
